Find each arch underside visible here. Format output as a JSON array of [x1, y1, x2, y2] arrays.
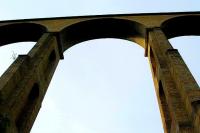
[[162, 15, 200, 39], [0, 23, 46, 46], [60, 18, 146, 52]]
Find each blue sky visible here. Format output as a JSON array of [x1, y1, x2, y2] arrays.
[[0, 1, 200, 133]]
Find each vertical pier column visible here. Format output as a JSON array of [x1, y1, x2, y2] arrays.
[[0, 33, 61, 133], [147, 28, 199, 133]]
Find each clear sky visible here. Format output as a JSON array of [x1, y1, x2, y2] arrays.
[[0, 1, 200, 133]]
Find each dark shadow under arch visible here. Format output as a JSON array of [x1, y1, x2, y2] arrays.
[[161, 15, 200, 39], [0, 23, 47, 46], [60, 18, 146, 52]]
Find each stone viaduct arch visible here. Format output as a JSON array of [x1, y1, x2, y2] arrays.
[[0, 23, 47, 46], [0, 12, 200, 133], [60, 18, 146, 51]]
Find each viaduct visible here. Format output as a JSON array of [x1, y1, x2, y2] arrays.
[[0, 11, 200, 133]]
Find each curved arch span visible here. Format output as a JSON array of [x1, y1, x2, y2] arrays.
[[161, 15, 200, 39], [60, 18, 146, 52], [0, 23, 47, 46]]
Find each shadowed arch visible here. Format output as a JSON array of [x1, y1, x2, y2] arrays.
[[161, 15, 200, 39], [60, 18, 146, 52], [0, 23, 47, 46]]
